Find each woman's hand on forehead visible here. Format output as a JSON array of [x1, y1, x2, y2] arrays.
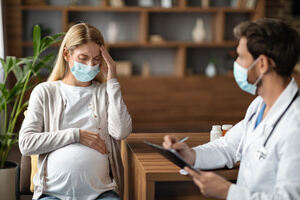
[[100, 45, 117, 80]]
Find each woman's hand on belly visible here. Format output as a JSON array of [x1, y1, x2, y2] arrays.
[[79, 129, 108, 154]]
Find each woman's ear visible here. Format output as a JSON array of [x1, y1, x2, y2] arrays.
[[63, 47, 70, 62]]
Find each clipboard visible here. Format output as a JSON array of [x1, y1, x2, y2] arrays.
[[144, 141, 199, 173]]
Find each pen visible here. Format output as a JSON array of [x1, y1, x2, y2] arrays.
[[178, 136, 189, 143]]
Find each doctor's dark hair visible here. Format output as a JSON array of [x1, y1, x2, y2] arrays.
[[234, 18, 300, 77], [48, 23, 105, 82]]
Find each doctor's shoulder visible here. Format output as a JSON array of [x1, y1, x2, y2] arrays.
[[286, 96, 300, 127], [276, 113, 300, 157], [275, 96, 300, 144]]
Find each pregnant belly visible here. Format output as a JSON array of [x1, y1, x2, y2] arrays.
[[45, 144, 115, 195], [47, 143, 110, 178]]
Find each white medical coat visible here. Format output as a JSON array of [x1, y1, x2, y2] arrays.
[[193, 78, 300, 199]]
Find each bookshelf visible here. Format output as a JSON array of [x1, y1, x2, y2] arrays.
[[5, 0, 265, 77], [4, 0, 269, 132]]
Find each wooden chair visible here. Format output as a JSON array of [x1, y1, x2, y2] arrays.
[[19, 155, 33, 199], [19, 110, 33, 199]]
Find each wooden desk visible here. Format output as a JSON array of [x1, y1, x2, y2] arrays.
[[121, 133, 239, 200]]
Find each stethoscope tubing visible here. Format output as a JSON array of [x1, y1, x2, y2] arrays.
[[235, 89, 299, 160]]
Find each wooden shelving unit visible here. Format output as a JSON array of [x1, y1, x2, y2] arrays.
[[5, 0, 265, 77], [4, 0, 300, 133], [10, 0, 300, 135]]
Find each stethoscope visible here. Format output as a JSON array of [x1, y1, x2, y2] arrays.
[[236, 89, 299, 161]]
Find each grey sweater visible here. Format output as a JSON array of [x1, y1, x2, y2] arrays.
[[19, 79, 132, 200]]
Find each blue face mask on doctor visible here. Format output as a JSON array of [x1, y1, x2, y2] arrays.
[[233, 58, 264, 95], [71, 61, 100, 82]]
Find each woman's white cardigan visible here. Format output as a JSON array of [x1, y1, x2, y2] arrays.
[[19, 79, 132, 200]]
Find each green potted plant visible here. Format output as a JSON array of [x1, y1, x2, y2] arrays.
[[0, 25, 63, 200]]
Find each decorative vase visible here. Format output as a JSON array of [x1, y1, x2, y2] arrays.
[[107, 21, 119, 43], [161, 0, 172, 8], [202, 0, 210, 7], [192, 18, 206, 42], [205, 62, 217, 78], [109, 0, 124, 7]]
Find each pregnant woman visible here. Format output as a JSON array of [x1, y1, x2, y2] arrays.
[[19, 23, 132, 200]]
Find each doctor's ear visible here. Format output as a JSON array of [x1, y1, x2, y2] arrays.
[[63, 47, 71, 62], [258, 55, 272, 74]]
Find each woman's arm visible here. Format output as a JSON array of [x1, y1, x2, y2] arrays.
[[106, 79, 132, 140], [100, 45, 132, 140], [19, 84, 80, 156]]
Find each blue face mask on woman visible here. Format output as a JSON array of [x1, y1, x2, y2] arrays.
[[233, 58, 263, 95], [71, 61, 100, 82]]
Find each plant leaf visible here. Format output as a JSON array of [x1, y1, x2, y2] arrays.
[[12, 64, 24, 83], [7, 82, 23, 102], [0, 83, 8, 98], [32, 53, 55, 75], [6, 56, 16, 75], [33, 25, 41, 58], [40, 32, 64, 53], [17, 57, 34, 66]]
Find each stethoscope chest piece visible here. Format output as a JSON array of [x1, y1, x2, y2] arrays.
[[256, 146, 267, 160]]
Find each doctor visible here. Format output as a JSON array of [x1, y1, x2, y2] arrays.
[[163, 18, 300, 199]]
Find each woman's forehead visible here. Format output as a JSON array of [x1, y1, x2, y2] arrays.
[[73, 42, 100, 56]]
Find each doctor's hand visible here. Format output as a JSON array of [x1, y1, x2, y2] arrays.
[[100, 45, 117, 81], [79, 129, 108, 154], [184, 167, 231, 199], [163, 135, 196, 166]]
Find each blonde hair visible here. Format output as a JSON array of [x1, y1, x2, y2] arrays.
[[48, 23, 105, 82]]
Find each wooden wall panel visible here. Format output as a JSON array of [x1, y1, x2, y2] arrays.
[[119, 76, 255, 132], [119, 75, 300, 132]]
